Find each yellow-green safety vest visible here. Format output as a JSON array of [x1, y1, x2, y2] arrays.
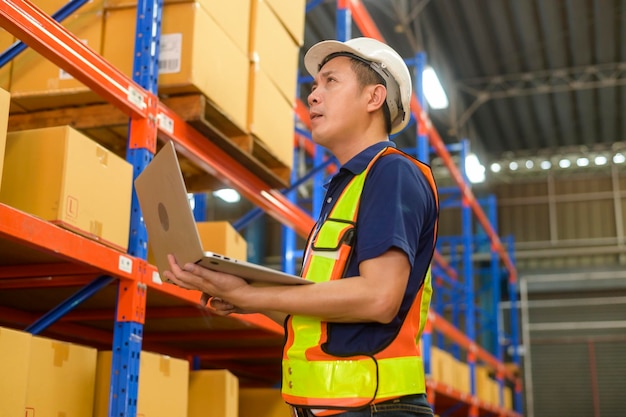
[[282, 147, 439, 412]]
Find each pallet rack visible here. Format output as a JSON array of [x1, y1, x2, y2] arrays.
[[0, 0, 522, 416]]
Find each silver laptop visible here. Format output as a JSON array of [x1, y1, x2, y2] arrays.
[[134, 140, 311, 286]]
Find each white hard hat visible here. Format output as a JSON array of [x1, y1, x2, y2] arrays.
[[304, 37, 412, 134]]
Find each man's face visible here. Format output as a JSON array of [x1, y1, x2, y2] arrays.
[[307, 56, 370, 147]]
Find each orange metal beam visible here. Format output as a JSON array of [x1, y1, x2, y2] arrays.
[[0, 0, 151, 118], [146, 329, 279, 343], [155, 107, 315, 237], [0, 204, 136, 280]]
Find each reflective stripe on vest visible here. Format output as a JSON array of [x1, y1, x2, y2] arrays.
[[282, 147, 438, 409]]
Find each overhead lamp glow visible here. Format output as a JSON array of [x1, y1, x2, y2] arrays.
[[465, 153, 485, 183], [559, 159, 571, 168], [213, 188, 241, 203], [614, 153, 625, 164], [490, 162, 502, 173], [422, 66, 449, 109], [576, 157, 589, 167], [509, 161, 519, 171], [594, 155, 608, 166], [540, 160, 552, 170], [525, 160, 534, 169]]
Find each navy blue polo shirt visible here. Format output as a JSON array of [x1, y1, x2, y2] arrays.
[[316, 140, 438, 355]]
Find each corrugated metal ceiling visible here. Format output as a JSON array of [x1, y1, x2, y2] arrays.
[[302, 0, 626, 175]]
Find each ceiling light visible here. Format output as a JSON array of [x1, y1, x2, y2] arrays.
[[540, 160, 552, 170], [576, 157, 589, 167], [465, 153, 485, 183], [614, 153, 626, 164], [509, 161, 519, 171], [559, 159, 571, 168], [422, 66, 449, 109], [213, 188, 241, 203], [594, 155, 608, 166], [525, 160, 534, 169], [490, 162, 501, 173]]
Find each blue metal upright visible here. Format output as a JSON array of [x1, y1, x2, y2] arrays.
[[110, 1, 163, 416]]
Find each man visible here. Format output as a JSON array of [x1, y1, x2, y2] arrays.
[[165, 37, 439, 417]]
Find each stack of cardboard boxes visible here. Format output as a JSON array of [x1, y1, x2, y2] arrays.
[[6, 0, 305, 174], [429, 346, 513, 409], [0, 325, 292, 417]]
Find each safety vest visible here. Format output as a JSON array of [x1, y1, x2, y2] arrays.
[[282, 147, 439, 412]]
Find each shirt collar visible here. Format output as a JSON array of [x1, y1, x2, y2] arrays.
[[341, 141, 397, 175]]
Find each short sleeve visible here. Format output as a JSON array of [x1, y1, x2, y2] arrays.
[[353, 154, 434, 268]]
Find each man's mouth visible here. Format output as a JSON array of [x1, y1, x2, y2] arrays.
[[310, 112, 322, 121]]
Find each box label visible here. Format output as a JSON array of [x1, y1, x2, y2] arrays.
[[158, 33, 182, 74]]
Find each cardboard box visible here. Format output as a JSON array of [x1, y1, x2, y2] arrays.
[[188, 370, 239, 417], [239, 388, 292, 417], [0, 29, 12, 91], [265, 0, 305, 46], [0, 327, 32, 417], [104, 0, 251, 55], [248, 65, 294, 170], [0, 87, 9, 191], [197, 221, 248, 261], [10, 10, 105, 110], [0, 126, 133, 251], [250, 0, 299, 104], [103, 2, 249, 130], [25, 335, 97, 417], [95, 351, 190, 417], [32, 0, 103, 15]]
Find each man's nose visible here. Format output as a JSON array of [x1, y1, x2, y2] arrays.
[[308, 90, 319, 106]]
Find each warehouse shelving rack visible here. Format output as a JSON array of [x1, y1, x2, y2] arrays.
[[0, 0, 522, 416]]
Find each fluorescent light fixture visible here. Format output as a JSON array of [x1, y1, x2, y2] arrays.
[[213, 188, 241, 203], [465, 153, 485, 183], [422, 66, 449, 109], [490, 162, 501, 173], [559, 159, 571, 168], [540, 160, 552, 170], [576, 157, 589, 167], [594, 155, 608, 166], [614, 153, 625, 164]]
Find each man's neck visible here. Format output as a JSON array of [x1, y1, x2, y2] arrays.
[[331, 135, 389, 165]]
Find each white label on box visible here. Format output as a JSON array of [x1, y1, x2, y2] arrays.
[[158, 33, 182, 74], [59, 39, 88, 80], [152, 271, 163, 284], [157, 112, 174, 134], [118, 255, 133, 273]]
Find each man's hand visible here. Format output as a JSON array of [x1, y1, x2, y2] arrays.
[[163, 254, 249, 306]]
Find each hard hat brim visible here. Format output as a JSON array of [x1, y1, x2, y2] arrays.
[[304, 40, 373, 77]]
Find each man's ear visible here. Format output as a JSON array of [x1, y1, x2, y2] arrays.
[[366, 84, 387, 113]]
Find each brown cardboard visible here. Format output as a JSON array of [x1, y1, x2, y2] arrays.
[[0, 29, 12, 91], [250, 0, 299, 104], [197, 221, 248, 261], [25, 335, 97, 417], [188, 370, 239, 417], [10, 10, 105, 110], [103, 0, 251, 55], [103, 2, 249, 130], [248, 65, 294, 170], [94, 351, 190, 417], [0, 126, 133, 251], [265, 0, 306, 46], [239, 388, 292, 417], [0, 327, 31, 417], [0, 87, 9, 192]]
